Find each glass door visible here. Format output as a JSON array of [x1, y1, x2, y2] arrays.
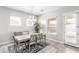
[[65, 14, 77, 44]]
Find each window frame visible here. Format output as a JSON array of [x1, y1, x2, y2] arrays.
[[10, 16, 21, 26], [47, 17, 56, 34], [26, 16, 37, 26]]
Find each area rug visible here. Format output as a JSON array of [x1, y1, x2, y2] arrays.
[[8, 43, 49, 53]]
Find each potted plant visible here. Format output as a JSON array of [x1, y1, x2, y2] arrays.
[[34, 22, 40, 33]]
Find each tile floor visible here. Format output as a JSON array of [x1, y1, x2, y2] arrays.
[[0, 40, 79, 53]]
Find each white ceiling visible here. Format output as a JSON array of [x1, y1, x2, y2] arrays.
[[6, 6, 62, 16]]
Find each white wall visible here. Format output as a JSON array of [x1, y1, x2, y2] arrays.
[[0, 7, 37, 44], [38, 6, 79, 43], [1, 6, 79, 45]]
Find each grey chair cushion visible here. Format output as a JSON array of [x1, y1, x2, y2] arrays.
[[14, 32, 22, 36], [14, 31, 29, 36]]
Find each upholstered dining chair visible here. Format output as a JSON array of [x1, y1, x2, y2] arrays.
[[13, 36, 26, 53], [37, 33, 46, 46], [42, 34, 46, 44], [13, 32, 30, 53], [13, 36, 18, 52], [29, 34, 37, 51], [37, 33, 43, 44]]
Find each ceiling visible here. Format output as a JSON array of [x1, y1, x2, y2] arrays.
[[6, 6, 62, 16]]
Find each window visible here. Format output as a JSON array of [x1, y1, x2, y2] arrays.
[[48, 17, 56, 34], [10, 16, 21, 26], [40, 20, 46, 25], [39, 20, 47, 33], [26, 18, 34, 26], [26, 16, 37, 26]]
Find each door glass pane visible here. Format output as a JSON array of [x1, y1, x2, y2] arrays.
[[65, 14, 76, 44]]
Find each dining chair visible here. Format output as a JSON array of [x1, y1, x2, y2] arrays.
[[13, 32, 30, 53], [13, 36, 18, 52], [42, 34, 46, 44], [38, 33, 46, 46], [13, 36, 26, 53], [37, 33, 42, 44], [30, 34, 37, 51]]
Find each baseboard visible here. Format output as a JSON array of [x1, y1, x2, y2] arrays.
[[48, 38, 79, 48], [64, 42, 79, 48], [0, 41, 13, 46], [47, 38, 64, 44]]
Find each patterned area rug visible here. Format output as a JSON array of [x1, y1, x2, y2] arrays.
[[8, 43, 49, 53]]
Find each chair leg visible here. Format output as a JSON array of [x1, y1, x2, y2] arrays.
[[14, 44, 18, 53], [35, 41, 38, 50], [29, 43, 30, 52]]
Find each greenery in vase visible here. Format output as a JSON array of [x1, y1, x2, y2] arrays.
[[34, 22, 40, 33]]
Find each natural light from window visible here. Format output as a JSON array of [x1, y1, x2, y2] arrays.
[[65, 14, 76, 44], [26, 18, 34, 26], [10, 16, 21, 26], [26, 16, 37, 26], [39, 20, 47, 33], [48, 17, 56, 34]]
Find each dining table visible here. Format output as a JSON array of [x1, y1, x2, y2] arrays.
[[14, 33, 41, 52], [14, 34, 30, 43]]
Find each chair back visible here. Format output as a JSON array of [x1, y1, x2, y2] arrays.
[[37, 33, 42, 40], [14, 32, 22, 36], [13, 36, 18, 44], [30, 34, 37, 42], [43, 34, 46, 39]]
